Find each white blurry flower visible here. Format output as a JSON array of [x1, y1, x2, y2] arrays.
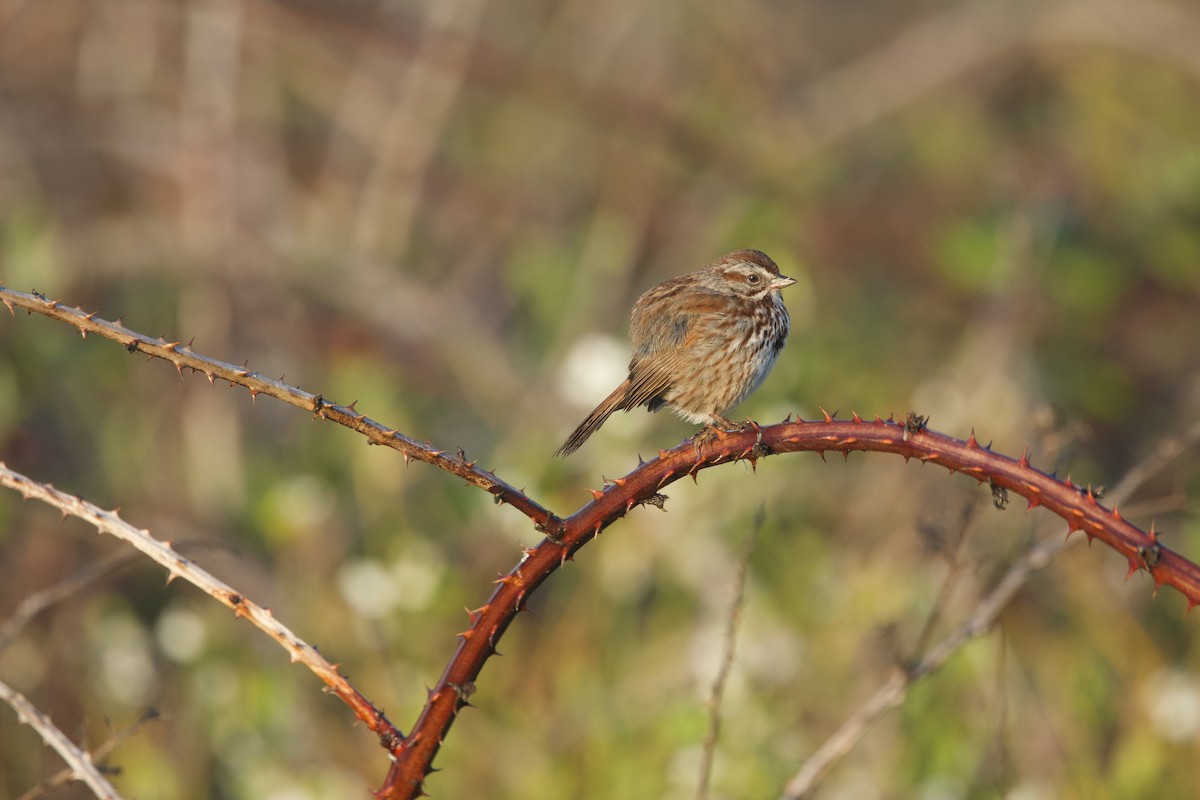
[[558, 333, 627, 409]]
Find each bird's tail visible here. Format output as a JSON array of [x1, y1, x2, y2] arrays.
[[554, 380, 631, 457]]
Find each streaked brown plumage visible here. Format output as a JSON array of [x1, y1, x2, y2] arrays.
[[556, 249, 794, 457]]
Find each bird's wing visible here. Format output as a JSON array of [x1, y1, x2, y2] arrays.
[[623, 288, 726, 410]]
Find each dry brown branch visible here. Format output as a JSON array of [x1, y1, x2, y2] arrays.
[[0, 462, 405, 753], [0, 286, 558, 533], [0, 678, 123, 800], [15, 710, 159, 800]]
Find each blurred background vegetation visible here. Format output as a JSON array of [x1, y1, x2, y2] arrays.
[[2, 0, 1199, 798]]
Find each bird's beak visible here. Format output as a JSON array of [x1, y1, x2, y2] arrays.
[[771, 274, 797, 290]]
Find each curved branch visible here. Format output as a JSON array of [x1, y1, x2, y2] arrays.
[[0, 286, 559, 532], [779, 419, 1200, 797], [379, 413, 1200, 798], [0, 677, 123, 800], [0, 463, 406, 756]]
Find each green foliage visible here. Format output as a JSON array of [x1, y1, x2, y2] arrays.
[[2, 3, 1199, 799]]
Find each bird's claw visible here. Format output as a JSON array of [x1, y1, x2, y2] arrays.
[[693, 416, 750, 454]]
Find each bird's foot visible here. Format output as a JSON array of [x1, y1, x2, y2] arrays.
[[693, 416, 745, 454]]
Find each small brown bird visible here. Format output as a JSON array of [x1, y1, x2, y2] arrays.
[[556, 249, 794, 456]]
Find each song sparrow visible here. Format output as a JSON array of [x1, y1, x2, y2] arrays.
[[555, 249, 795, 457]]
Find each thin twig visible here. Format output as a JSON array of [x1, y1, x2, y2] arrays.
[[0, 549, 137, 653], [779, 420, 1200, 798], [910, 499, 975, 658], [16, 709, 160, 800], [0, 677, 123, 800], [0, 462, 405, 752], [0, 286, 559, 533], [697, 505, 765, 800], [780, 532, 1065, 799]]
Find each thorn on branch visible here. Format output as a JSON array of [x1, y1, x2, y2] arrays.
[[655, 467, 677, 488]]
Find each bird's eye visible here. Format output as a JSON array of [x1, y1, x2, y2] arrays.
[[747, 273, 760, 284]]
